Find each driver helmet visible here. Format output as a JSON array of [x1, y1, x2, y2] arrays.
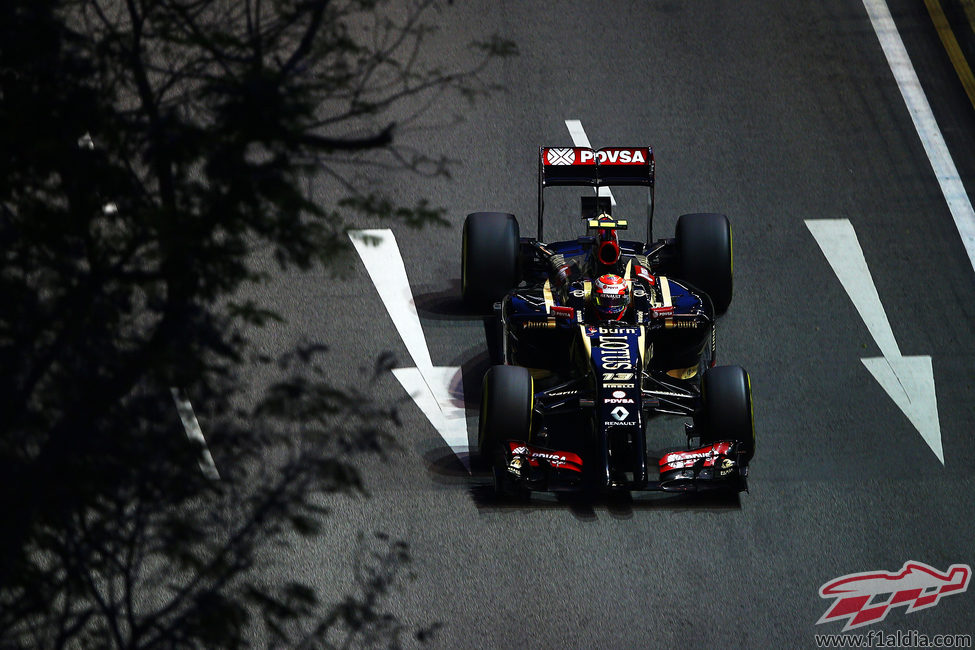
[[593, 274, 630, 320]]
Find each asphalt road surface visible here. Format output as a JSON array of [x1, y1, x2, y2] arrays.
[[242, 1, 975, 646]]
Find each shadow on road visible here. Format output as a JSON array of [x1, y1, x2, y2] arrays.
[[421, 447, 743, 516], [0, 0, 518, 644], [413, 281, 482, 321], [467, 482, 742, 517]]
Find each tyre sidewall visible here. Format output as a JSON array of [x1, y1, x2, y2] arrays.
[[478, 365, 533, 460], [676, 213, 733, 314], [696, 365, 754, 462], [462, 212, 519, 311]]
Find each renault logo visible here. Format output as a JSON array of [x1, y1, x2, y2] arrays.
[[611, 406, 629, 421]]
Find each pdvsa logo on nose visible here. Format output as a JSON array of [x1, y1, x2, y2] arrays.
[[817, 561, 971, 631]]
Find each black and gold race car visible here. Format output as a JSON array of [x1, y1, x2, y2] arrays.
[[462, 146, 754, 497]]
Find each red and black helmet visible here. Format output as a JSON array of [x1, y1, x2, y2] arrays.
[[593, 274, 630, 321]]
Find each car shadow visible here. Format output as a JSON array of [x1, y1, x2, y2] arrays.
[[466, 480, 741, 517], [412, 280, 482, 322]]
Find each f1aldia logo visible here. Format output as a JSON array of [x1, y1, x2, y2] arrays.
[[817, 561, 971, 631]]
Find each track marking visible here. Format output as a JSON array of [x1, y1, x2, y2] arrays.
[[806, 219, 944, 464], [349, 230, 470, 468], [923, 0, 975, 112], [170, 387, 221, 480], [961, 0, 975, 35], [349, 230, 434, 375], [564, 119, 616, 206], [390, 367, 469, 452], [863, 0, 975, 273]]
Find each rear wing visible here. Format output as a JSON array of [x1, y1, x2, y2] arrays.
[[538, 146, 655, 240]]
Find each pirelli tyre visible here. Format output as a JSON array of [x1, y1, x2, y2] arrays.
[[696, 365, 754, 463], [462, 212, 520, 311], [676, 213, 733, 314], [478, 365, 533, 460], [479, 365, 533, 498]]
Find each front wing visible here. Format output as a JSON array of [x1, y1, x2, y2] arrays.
[[500, 440, 747, 493]]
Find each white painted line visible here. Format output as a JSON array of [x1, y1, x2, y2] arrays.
[[564, 119, 592, 148], [350, 230, 471, 469], [348, 230, 444, 417], [863, 0, 975, 274], [349, 230, 433, 373], [806, 219, 944, 464], [862, 356, 942, 463], [805, 220, 901, 359], [170, 387, 220, 480], [391, 367, 470, 452], [565, 119, 616, 206]]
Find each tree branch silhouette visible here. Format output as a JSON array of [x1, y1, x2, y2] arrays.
[[0, 0, 515, 646]]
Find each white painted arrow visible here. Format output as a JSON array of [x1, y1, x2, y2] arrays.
[[349, 230, 470, 468], [806, 219, 943, 464], [565, 119, 616, 206]]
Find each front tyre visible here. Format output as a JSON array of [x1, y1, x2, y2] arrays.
[[478, 365, 533, 459], [479, 366, 533, 499], [462, 212, 520, 312], [676, 213, 733, 314], [696, 365, 754, 463]]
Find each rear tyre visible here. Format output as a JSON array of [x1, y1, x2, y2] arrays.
[[696, 365, 754, 463], [676, 213, 733, 314], [462, 212, 520, 312]]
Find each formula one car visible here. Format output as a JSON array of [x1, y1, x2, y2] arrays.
[[462, 146, 754, 497]]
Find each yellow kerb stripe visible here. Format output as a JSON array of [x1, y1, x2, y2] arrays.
[[961, 0, 975, 33], [924, 0, 975, 111]]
